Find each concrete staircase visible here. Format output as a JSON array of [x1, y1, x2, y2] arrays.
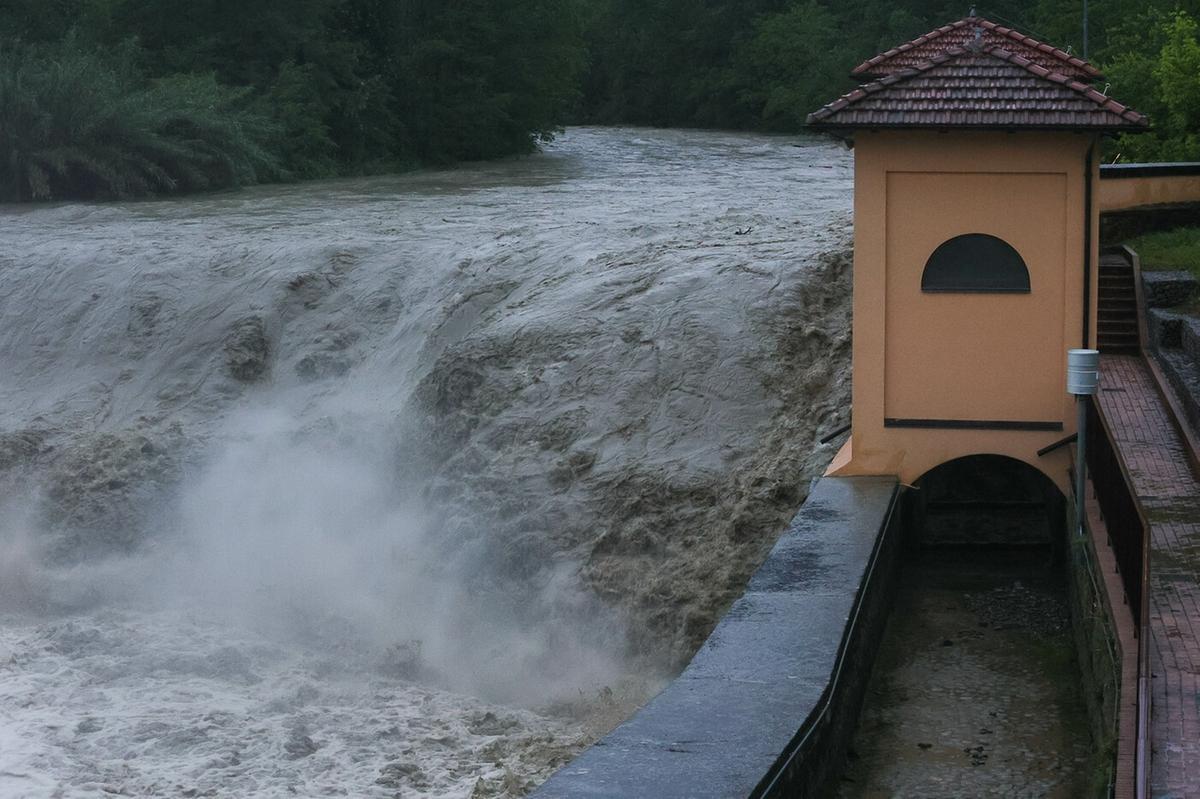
[[1098, 252, 1141, 353]]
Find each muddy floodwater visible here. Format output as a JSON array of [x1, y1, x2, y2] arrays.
[[0, 127, 854, 797], [838, 551, 1095, 798]]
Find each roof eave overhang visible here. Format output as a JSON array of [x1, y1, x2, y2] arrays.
[[806, 122, 1150, 135]]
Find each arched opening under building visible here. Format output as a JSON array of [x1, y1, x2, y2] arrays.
[[839, 455, 1092, 797], [908, 454, 1066, 550]]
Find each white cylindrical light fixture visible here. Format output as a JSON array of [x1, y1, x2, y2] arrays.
[[1067, 348, 1100, 396]]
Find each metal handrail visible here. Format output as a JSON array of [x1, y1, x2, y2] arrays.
[[1086, 399, 1146, 621], [1100, 162, 1200, 179]]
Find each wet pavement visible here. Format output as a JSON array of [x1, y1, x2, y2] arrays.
[[1098, 355, 1200, 798], [838, 550, 1095, 799]]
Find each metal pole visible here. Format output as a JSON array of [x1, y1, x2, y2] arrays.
[[1068, 348, 1099, 536], [1076, 395, 1088, 536], [1083, 0, 1090, 60]]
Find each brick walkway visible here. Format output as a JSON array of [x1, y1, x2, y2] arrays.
[[1098, 354, 1200, 799]]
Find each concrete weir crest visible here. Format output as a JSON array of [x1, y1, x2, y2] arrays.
[[532, 476, 902, 798]]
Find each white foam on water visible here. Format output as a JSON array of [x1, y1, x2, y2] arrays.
[[0, 127, 853, 796]]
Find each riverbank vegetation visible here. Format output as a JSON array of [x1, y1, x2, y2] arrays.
[[3, 0, 1200, 200], [1128, 226, 1200, 280], [0, 0, 590, 200]]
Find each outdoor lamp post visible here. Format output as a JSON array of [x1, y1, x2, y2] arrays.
[[1068, 348, 1100, 535]]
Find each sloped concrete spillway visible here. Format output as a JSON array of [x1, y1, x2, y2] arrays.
[[0, 128, 856, 797]]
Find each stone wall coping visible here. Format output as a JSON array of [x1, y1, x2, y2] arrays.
[[531, 476, 901, 799]]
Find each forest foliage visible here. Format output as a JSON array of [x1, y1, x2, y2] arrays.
[[3, 0, 1200, 200]]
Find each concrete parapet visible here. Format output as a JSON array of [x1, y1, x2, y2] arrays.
[[531, 476, 902, 799], [1140, 267, 1200, 435]]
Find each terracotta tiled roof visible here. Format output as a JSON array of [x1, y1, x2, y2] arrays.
[[808, 46, 1148, 131], [852, 16, 1100, 81]]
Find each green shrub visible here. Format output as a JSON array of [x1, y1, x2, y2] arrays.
[[1127, 226, 1200, 280], [0, 39, 278, 201]]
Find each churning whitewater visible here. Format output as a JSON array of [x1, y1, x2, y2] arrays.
[[0, 128, 852, 798]]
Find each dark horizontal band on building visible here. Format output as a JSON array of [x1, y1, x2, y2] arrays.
[[1100, 162, 1200, 180], [884, 418, 1065, 431], [921, 286, 1031, 293]]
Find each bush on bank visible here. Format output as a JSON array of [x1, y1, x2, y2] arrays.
[[0, 40, 277, 201], [0, 0, 591, 201], [7, 0, 1200, 202]]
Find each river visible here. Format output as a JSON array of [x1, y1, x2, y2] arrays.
[[0, 128, 854, 797]]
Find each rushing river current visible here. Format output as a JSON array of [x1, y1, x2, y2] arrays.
[[0, 128, 853, 797]]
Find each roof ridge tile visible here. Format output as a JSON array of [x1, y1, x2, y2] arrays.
[[851, 15, 1102, 80], [810, 44, 1147, 130]]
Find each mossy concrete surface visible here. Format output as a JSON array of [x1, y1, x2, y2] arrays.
[[837, 550, 1096, 798]]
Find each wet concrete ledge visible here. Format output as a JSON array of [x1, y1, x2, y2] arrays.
[[533, 475, 903, 799]]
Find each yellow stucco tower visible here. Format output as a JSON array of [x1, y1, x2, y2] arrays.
[[808, 16, 1147, 493]]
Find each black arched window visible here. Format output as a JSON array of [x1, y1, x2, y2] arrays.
[[921, 234, 1031, 293]]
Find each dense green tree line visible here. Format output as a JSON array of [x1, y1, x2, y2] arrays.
[[3, 0, 1200, 200], [581, 0, 1200, 157], [0, 0, 589, 199]]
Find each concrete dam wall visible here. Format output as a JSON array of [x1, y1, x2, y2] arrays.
[[532, 476, 903, 798]]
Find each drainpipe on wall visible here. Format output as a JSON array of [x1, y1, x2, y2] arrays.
[[1084, 141, 1095, 348], [1068, 349, 1100, 536]]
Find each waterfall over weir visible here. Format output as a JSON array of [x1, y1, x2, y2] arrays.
[[0, 128, 853, 797]]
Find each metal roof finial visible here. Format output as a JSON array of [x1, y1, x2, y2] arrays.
[[969, 23, 984, 51], [969, 5, 977, 16]]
